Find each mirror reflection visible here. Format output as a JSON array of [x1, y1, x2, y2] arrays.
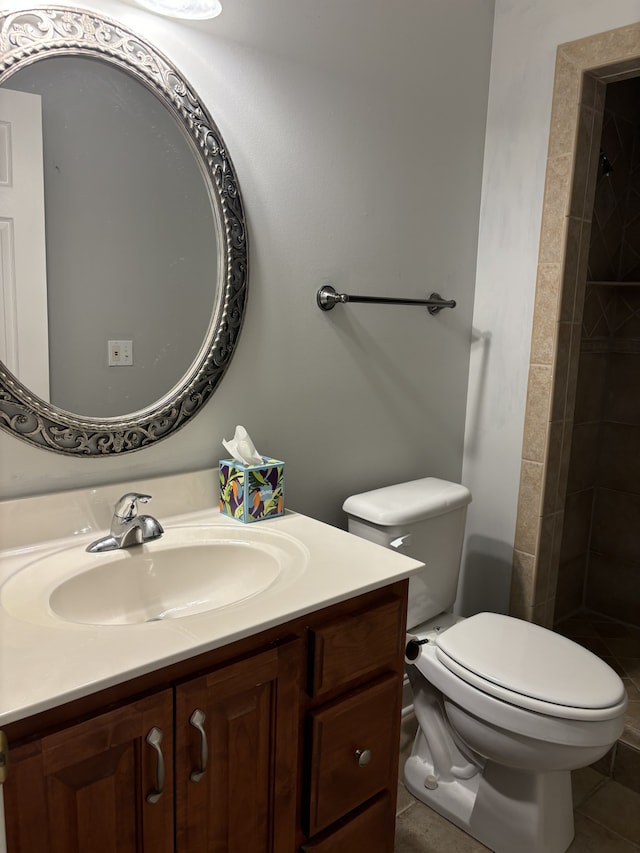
[[0, 6, 247, 456], [2, 56, 219, 419]]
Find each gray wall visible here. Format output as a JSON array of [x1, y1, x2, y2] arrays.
[[461, 0, 640, 615], [0, 0, 495, 530], [7, 56, 216, 417]]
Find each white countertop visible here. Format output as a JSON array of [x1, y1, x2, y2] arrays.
[[0, 471, 423, 726]]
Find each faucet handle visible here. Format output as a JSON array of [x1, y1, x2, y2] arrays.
[[113, 492, 152, 521]]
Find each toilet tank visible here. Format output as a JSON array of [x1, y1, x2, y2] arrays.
[[343, 478, 472, 630]]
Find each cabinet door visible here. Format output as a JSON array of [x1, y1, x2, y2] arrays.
[[4, 690, 174, 853], [175, 640, 300, 853]]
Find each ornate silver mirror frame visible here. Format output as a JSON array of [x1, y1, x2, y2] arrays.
[[0, 6, 248, 455]]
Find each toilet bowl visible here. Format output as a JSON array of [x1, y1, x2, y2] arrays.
[[403, 613, 626, 853], [343, 478, 627, 853]]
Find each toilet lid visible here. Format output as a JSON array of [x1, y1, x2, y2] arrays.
[[435, 613, 626, 712]]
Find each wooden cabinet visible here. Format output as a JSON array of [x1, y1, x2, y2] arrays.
[[300, 793, 394, 852], [4, 644, 298, 853], [302, 595, 405, 852], [174, 643, 299, 853], [2, 581, 407, 853], [4, 691, 175, 853]]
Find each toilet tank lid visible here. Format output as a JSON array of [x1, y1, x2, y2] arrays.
[[342, 478, 471, 527]]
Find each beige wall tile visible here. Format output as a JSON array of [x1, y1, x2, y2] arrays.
[[539, 156, 573, 265], [560, 218, 583, 321], [531, 265, 561, 364], [551, 322, 573, 420], [561, 24, 640, 70], [570, 106, 597, 218], [510, 549, 535, 615], [580, 72, 598, 109], [548, 53, 581, 159], [534, 513, 556, 601], [522, 365, 553, 462], [531, 596, 555, 628], [514, 461, 544, 554]]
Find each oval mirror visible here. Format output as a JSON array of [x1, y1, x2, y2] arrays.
[[0, 7, 248, 455]]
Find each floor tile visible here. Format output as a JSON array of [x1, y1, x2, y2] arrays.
[[574, 636, 613, 656], [395, 772, 640, 852], [624, 701, 640, 738], [394, 802, 489, 852], [557, 617, 599, 638], [568, 813, 640, 852], [623, 726, 640, 750], [602, 655, 629, 677], [614, 743, 640, 795], [619, 659, 640, 683], [576, 780, 640, 845], [605, 638, 640, 658], [623, 678, 640, 701], [572, 766, 606, 807], [593, 620, 632, 639]]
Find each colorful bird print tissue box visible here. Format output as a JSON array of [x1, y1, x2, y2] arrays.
[[219, 458, 285, 523]]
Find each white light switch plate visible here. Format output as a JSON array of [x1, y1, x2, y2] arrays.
[[108, 340, 133, 366]]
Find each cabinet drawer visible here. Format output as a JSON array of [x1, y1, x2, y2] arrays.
[[306, 675, 400, 835], [301, 793, 394, 852], [308, 597, 404, 697]]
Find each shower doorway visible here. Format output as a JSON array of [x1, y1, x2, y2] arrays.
[[511, 23, 640, 633]]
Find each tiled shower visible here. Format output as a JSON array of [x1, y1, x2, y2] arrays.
[[556, 77, 640, 631]]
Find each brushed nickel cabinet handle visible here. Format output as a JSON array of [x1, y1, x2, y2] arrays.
[[145, 726, 165, 804], [189, 708, 208, 783], [355, 748, 372, 767]]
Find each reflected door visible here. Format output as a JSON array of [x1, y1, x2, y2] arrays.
[[0, 88, 49, 401]]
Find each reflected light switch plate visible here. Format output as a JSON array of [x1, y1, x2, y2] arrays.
[[108, 340, 133, 366]]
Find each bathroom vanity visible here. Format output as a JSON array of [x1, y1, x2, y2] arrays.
[[0, 472, 422, 852]]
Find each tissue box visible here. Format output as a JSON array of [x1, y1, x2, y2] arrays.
[[219, 458, 285, 523]]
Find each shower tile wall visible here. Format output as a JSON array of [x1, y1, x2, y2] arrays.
[[556, 77, 640, 628]]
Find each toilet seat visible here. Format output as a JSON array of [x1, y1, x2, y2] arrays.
[[433, 612, 626, 721]]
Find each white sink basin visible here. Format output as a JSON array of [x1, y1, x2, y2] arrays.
[[1, 524, 309, 626]]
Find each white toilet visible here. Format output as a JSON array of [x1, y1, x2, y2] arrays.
[[343, 477, 627, 853]]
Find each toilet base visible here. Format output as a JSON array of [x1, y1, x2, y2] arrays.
[[404, 753, 575, 853]]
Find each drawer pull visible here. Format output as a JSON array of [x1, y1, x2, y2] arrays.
[[355, 748, 372, 767], [145, 726, 165, 804], [189, 708, 208, 783]]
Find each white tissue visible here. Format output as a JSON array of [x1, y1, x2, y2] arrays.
[[222, 425, 264, 467]]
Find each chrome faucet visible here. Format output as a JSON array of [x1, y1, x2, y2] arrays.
[[86, 493, 164, 553]]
